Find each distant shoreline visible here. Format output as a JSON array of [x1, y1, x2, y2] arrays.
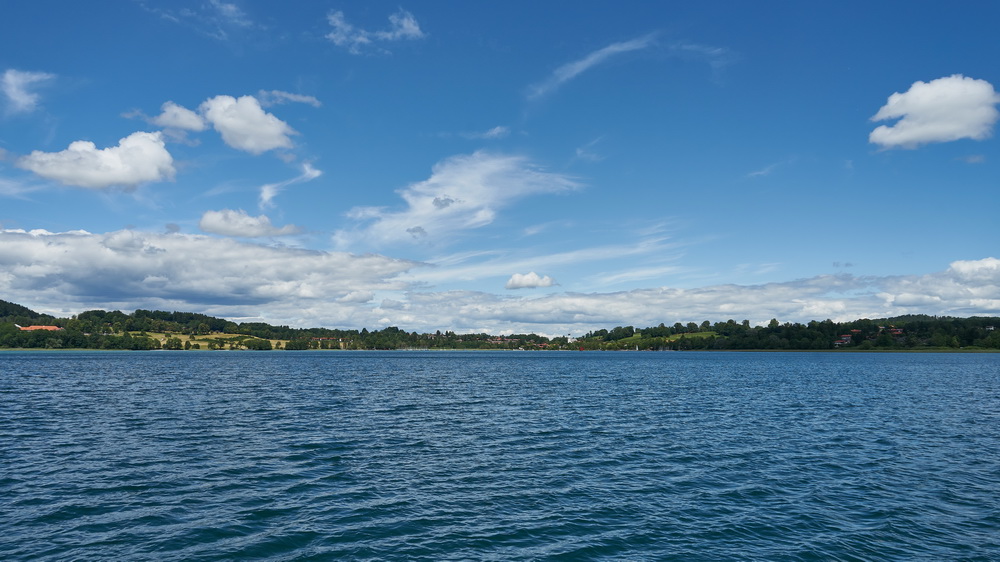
[[2, 347, 997, 353]]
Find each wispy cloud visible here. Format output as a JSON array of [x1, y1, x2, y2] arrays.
[[257, 90, 322, 108], [668, 42, 737, 79], [747, 157, 796, 178], [259, 162, 322, 208], [139, 0, 259, 41], [0, 176, 45, 199], [574, 137, 604, 162], [326, 8, 426, 55], [334, 151, 578, 249], [208, 0, 253, 29], [410, 235, 679, 286], [2, 69, 55, 115], [586, 264, 684, 287], [527, 33, 657, 100], [457, 125, 510, 140], [747, 162, 779, 178]]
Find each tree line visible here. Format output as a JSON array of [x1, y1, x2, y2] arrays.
[[2, 299, 999, 351]]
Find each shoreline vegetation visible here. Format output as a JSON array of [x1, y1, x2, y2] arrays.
[[3, 299, 1000, 352]]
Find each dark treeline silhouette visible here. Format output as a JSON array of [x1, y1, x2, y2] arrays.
[[2, 299, 999, 351]]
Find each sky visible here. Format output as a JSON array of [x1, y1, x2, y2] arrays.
[[1, 1, 999, 335]]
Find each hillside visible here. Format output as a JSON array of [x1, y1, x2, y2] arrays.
[[1, 299, 999, 351], [0, 299, 55, 324]]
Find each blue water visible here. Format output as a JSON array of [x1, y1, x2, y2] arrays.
[[1, 351, 998, 560]]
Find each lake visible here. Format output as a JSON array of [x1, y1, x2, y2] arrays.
[[1, 351, 998, 560]]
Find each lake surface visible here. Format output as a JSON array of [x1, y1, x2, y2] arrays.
[[1, 351, 999, 560]]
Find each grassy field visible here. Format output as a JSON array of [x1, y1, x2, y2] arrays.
[[133, 332, 291, 349], [616, 331, 716, 344]]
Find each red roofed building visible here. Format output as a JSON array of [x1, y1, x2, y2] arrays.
[[16, 325, 63, 331]]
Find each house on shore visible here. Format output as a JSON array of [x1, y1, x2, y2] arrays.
[[15, 324, 63, 332]]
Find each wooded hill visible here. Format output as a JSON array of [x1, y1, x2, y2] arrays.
[[2, 299, 999, 351]]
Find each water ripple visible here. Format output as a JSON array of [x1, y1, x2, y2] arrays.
[[2, 351, 999, 560]]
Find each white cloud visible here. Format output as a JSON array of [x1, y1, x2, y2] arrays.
[[392, 257, 1000, 335], [151, 101, 207, 131], [2, 69, 55, 115], [17, 131, 175, 189], [413, 237, 675, 286], [338, 291, 374, 304], [747, 162, 778, 178], [459, 126, 510, 140], [527, 34, 656, 100], [208, 0, 252, 28], [257, 90, 322, 108], [587, 265, 683, 287], [142, 0, 257, 41], [326, 9, 425, 55], [948, 256, 1000, 281], [199, 209, 300, 237], [574, 137, 604, 162], [870, 74, 1000, 149], [334, 151, 578, 249], [374, 9, 424, 41], [1, 227, 998, 335], [0, 176, 44, 198], [506, 272, 556, 289], [0, 228, 417, 326], [669, 42, 737, 78], [326, 12, 369, 53], [259, 162, 322, 208], [199, 95, 296, 154]]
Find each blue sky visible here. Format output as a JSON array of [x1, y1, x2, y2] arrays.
[[2, 1, 999, 335]]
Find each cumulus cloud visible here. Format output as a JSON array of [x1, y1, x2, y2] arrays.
[[326, 8, 425, 55], [17, 131, 175, 189], [506, 272, 556, 289], [0, 228, 417, 326], [199, 209, 300, 237], [334, 151, 578, 249], [527, 34, 656, 100], [870, 74, 1000, 149], [259, 162, 322, 208], [137, 94, 302, 152], [2, 69, 55, 115], [2, 227, 998, 335], [393, 257, 1000, 335], [151, 101, 207, 131], [199, 95, 296, 154], [257, 89, 322, 108]]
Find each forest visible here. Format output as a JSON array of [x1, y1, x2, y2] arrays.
[[2, 299, 999, 351]]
